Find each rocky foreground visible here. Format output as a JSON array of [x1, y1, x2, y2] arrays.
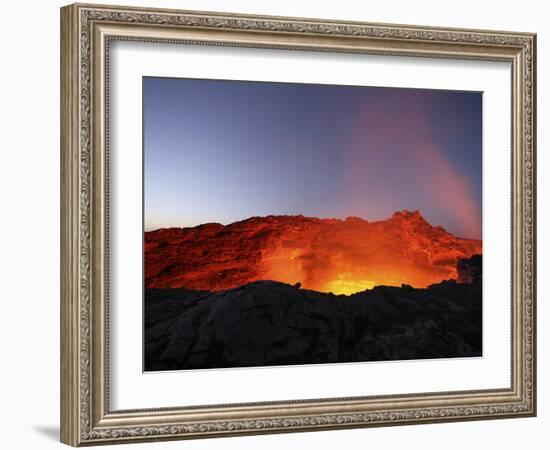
[[145, 278, 482, 371]]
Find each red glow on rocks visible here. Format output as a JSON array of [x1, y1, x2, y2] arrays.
[[144, 211, 481, 295]]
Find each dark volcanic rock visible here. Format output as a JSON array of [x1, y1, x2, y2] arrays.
[[457, 254, 482, 284], [144, 280, 482, 371]]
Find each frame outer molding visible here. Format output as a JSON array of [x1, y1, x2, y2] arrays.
[[60, 3, 536, 446], [61, 4, 80, 446]]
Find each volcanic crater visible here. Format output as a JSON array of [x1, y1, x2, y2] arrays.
[[145, 210, 481, 295]]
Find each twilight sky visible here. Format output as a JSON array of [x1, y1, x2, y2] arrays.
[[143, 77, 482, 239]]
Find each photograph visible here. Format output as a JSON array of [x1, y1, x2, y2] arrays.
[[143, 77, 484, 371], [57, 2, 536, 446]]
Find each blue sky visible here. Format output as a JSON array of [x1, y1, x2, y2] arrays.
[[143, 77, 482, 238]]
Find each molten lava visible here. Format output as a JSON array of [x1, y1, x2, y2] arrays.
[[145, 211, 481, 295]]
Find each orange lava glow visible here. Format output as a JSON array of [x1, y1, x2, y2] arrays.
[[325, 275, 375, 295], [261, 242, 466, 295], [255, 212, 482, 294], [144, 212, 482, 295]]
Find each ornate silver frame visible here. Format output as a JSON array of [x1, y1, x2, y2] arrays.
[[60, 3, 536, 446]]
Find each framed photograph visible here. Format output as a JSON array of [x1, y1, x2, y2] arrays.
[[60, 3, 537, 446]]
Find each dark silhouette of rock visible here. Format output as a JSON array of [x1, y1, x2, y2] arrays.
[[457, 254, 482, 284], [145, 278, 482, 371]]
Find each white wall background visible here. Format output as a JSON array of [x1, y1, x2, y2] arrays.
[[0, 1, 546, 448]]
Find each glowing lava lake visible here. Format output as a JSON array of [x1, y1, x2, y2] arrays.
[[145, 211, 481, 295]]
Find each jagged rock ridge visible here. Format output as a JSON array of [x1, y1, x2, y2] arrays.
[[145, 210, 481, 293]]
